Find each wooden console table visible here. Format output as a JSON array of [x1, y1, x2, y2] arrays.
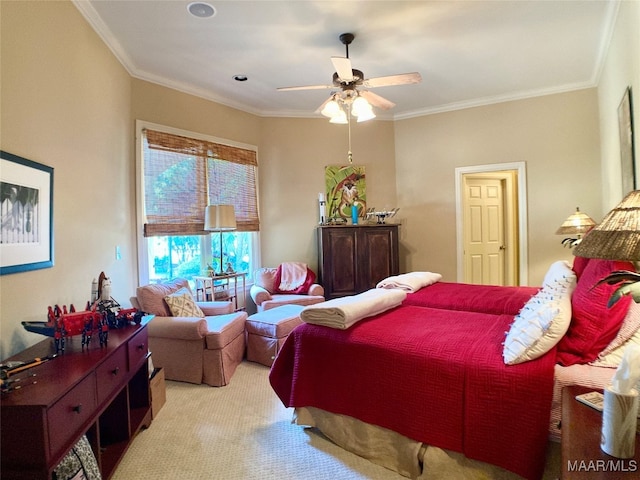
[[1, 317, 153, 479], [561, 385, 640, 479]]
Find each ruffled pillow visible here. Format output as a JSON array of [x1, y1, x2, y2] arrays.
[[164, 287, 205, 317], [503, 264, 576, 365], [590, 301, 640, 366]]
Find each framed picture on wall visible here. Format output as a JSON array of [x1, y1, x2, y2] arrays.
[[324, 165, 366, 222], [0, 151, 54, 275], [618, 86, 636, 195]]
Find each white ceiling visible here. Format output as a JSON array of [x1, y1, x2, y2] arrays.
[[73, 0, 619, 120]]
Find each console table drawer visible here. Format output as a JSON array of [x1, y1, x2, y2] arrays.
[[96, 346, 127, 405], [47, 372, 97, 460], [128, 328, 148, 369]]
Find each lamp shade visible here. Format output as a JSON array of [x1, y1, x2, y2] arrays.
[[555, 207, 596, 235], [204, 205, 237, 231], [573, 190, 640, 261]]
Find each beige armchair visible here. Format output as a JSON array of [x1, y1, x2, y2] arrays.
[[250, 267, 325, 312], [133, 278, 247, 387]]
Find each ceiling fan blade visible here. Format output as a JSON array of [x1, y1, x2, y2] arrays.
[[331, 56, 354, 82], [360, 90, 395, 110], [277, 84, 334, 91], [363, 72, 422, 88]]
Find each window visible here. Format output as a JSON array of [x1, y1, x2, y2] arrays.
[[136, 121, 260, 285]]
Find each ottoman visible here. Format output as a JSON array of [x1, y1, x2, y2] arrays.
[[202, 312, 247, 386], [246, 304, 304, 366]]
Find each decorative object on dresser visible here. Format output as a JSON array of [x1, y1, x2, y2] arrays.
[[0, 317, 153, 479], [250, 264, 325, 312], [364, 206, 400, 224], [317, 224, 399, 299], [555, 207, 596, 248]]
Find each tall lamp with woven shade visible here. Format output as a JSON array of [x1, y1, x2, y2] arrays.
[[573, 190, 640, 305], [204, 205, 237, 275], [556, 207, 596, 248], [573, 191, 640, 261]]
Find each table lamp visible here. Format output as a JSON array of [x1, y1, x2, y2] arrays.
[[555, 207, 596, 248], [204, 205, 237, 275], [573, 192, 640, 261], [573, 190, 640, 306]]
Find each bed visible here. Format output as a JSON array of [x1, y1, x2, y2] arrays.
[[269, 257, 639, 480]]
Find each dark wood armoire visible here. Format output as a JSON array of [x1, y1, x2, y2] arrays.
[[317, 224, 400, 299]]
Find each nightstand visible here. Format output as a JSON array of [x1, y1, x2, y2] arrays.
[[561, 385, 640, 479]]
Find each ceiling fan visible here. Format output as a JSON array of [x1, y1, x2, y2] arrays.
[[278, 33, 421, 122]]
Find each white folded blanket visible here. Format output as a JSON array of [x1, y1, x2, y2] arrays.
[[300, 288, 407, 330], [376, 271, 442, 293]]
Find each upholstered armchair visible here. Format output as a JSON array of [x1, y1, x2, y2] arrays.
[[132, 278, 247, 387], [250, 266, 325, 312]]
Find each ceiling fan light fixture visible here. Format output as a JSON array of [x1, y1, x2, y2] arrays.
[[321, 98, 341, 118], [329, 109, 348, 124], [351, 95, 369, 115], [356, 107, 376, 122]]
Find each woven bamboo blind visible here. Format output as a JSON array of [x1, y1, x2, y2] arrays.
[[142, 129, 259, 236]]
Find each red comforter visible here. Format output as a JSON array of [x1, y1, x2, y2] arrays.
[[269, 304, 556, 480], [403, 281, 539, 315]]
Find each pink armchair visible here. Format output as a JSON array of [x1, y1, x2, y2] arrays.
[[250, 267, 325, 312], [132, 278, 247, 386]]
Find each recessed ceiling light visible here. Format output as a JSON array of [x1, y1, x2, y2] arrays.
[[233, 75, 248, 82], [187, 2, 216, 18]]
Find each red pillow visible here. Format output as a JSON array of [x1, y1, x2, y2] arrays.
[[556, 258, 634, 366], [571, 255, 590, 280], [273, 266, 316, 294]]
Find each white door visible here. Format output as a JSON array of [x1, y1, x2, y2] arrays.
[[463, 176, 506, 285]]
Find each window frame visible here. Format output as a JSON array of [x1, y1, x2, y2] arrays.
[[135, 120, 261, 286]]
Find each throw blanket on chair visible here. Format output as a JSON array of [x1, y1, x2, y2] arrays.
[[301, 288, 407, 329], [274, 262, 315, 294], [376, 271, 442, 293]]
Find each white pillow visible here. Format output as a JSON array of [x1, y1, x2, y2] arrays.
[[542, 260, 574, 288], [503, 269, 576, 365]]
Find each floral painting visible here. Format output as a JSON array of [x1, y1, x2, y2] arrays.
[[325, 165, 366, 221]]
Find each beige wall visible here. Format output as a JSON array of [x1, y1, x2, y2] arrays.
[[0, 1, 134, 358], [1, 0, 637, 358], [258, 117, 396, 269], [598, 0, 640, 210], [394, 89, 602, 285]]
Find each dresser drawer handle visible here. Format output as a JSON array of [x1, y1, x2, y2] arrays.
[[111, 367, 120, 376], [72, 404, 82, 414], [137, 344, 145, 351]]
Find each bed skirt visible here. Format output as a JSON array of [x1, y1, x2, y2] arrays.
[[294, 407, 560, 480]]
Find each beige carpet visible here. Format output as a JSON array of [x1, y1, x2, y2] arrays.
[[112, 361, 560, 480]]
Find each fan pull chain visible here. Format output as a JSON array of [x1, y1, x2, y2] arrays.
[[347, 110, 353, 164]]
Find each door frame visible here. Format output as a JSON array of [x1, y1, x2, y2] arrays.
[[455, 162, 528, 285]]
